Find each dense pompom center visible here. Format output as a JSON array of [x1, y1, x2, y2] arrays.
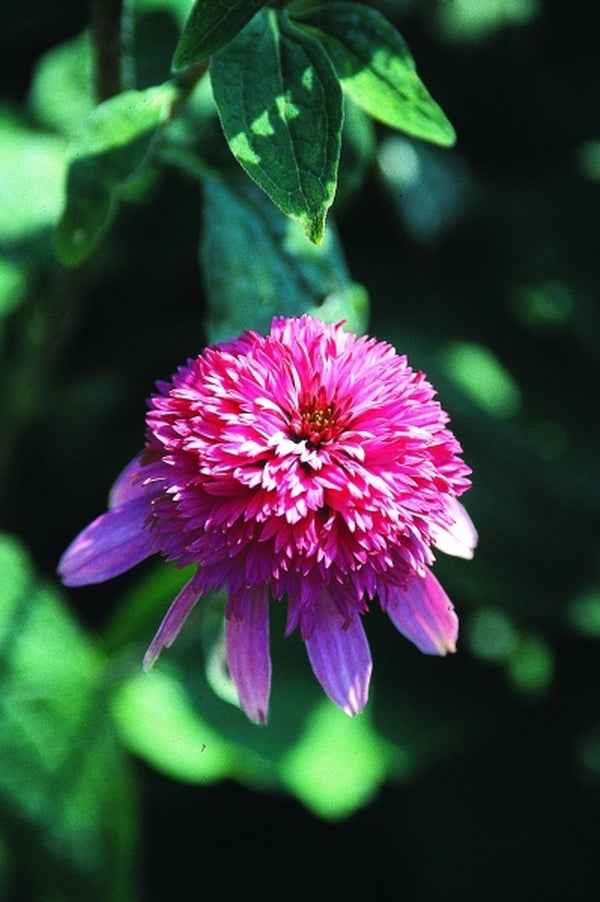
[[140, 317, 472, 610], [291, 388, 345, 447]]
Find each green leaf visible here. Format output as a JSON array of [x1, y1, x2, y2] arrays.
[[200, 170, 369, 342], [0, 256, 26, 321], [0, 533, 138, 901], [53, 82, 179, 267], [172, 0, 267, 70], [293, 2, 456, 146], [210, 8, 343, 244], [28, 31, 95, 137], [279, 698, 399, 820], [112, 667, 243, 784], [113, 664, 399, 819], [0, 110, 67, 243]]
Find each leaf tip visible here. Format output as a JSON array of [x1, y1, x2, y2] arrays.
[[306, 213, 326, 246], [437, 119, 458, 148], [171, 42, 194, 75]]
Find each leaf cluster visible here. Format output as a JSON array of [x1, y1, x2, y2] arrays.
[[54, 0, 455, 267]]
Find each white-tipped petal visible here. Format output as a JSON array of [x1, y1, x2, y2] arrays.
[[432, 497, 478, 560], [381, 570, 459, 656], [305, 594, 372, 716]]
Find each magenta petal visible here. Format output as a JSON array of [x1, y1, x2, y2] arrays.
[[143, 576, 202, 670], [305, 595, 372, 716], [382, 569, 458, 655], [225, 586, 271, 724], [58, 496, 155, 586]]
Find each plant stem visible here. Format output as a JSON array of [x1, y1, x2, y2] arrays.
[[90, 0, 127, 102]]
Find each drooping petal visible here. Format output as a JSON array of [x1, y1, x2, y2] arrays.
[[108, 453, 148, 507], [305, 593, 372, 716], [381, 569, 458, 655], [431, 496, 478, 560], [143, 575, 202, 670], [225, 585, 271, 724], [58, 496, 155, 586]]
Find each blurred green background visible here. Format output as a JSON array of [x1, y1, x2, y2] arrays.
[[1, 1, 599, 900]]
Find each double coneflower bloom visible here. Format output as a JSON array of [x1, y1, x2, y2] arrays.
[[59, 315, 477, 722]]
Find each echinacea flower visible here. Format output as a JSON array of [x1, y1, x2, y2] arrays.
[[59, 315, 477, 723]]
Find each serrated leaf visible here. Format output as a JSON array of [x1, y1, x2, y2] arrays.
[[53, 82, 179, 267], [0, 533, 138, 901], [210, 8, 343, 244], [293, 2, 456, 146], [200, 171, 369, 342], [172, 0, 267, 70]]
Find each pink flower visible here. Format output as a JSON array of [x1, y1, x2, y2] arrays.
[[59, 315, 477, 723]]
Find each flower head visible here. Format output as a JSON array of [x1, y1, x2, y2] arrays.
[[59, 315, 477, 723]]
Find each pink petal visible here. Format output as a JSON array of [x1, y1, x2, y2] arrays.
[[225, 586, 272, 724], [431, 497, 478, 560], [381, 569, 458, 655], [58, 496, 155, 586], [143, 575, 202, 670], [305, 594, 372, 716]]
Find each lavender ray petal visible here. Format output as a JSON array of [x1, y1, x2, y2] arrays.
[[109, 453, 150, 508], [143, 575, 202, 670], [225, 585, 272, 725], [382, 569, 458, 655], [305, 594, 372, 716], [58, 495, 155, 586]]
